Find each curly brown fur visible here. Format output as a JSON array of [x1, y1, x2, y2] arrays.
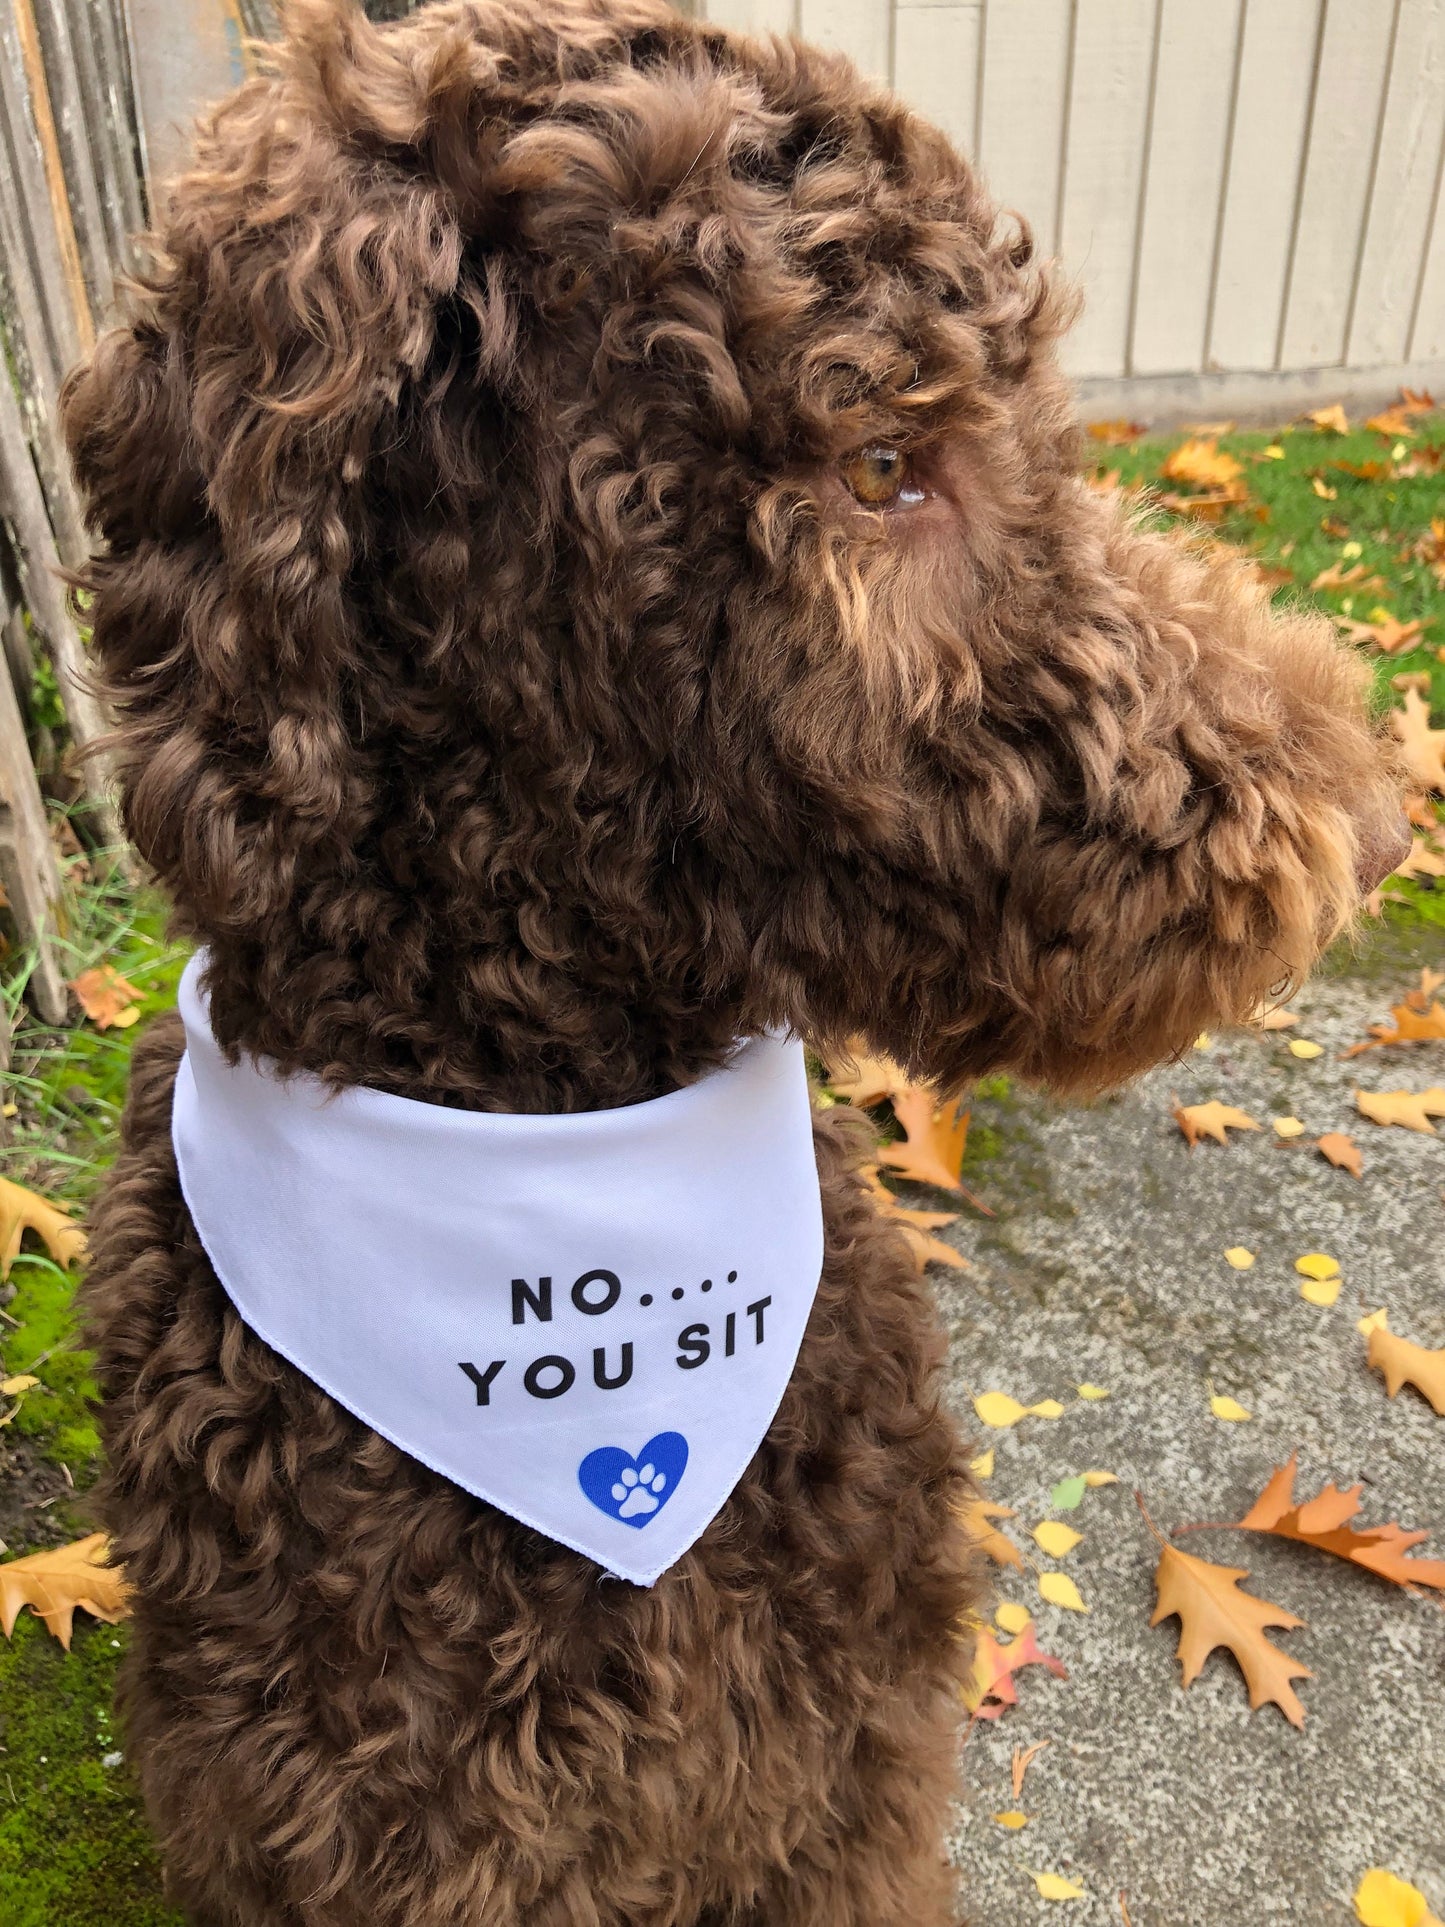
[[64, 0, 1404, 1921]]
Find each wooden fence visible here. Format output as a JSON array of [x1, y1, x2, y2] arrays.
[[0, 0, 144, 1032]]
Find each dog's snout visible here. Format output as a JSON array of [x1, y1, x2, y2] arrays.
[[1356, 807, 1413, 895]]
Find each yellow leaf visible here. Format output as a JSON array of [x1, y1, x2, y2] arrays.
[[1211, 1394, 1253, 1422], [995, 1602, 1033, 1635], [1030, 1872, 1086, 1901], [1300, 1276, 1342, 1307], [1354, 1869, 1434, 1927], [970, 1449, 995, 1479], [1076, 1383, 1110, 1400], [1028, 1399, 1067, 1420], [1295, 1253, 1340, 1281], [0, 1534, 129, 1649], [991, 1810, 1029, 1830], [0, 1375, 39, 1398], [1357, 1307, 1389, 1337], [0, 1178, 87, 1280], [1032, 1521, 1084, 1559], [1264, 444, 1285, 458], [1194, 1032, 1213, 1050], [1273, 1116, 1306, 1138], [1288, 1039, 1324, 1059], [1313, 476, 1338, 500], [1038, 1572, 1089, 1613], [1083, 1470, 1119, 1488], [974, 1392, 1029, 1429], [1224, 1247, 1256, 1270]]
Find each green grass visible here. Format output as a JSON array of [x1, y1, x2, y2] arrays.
[[1090, 408, 1445, 720], [3, 855, 188, 1473], [1, 406, 1442, 1926]]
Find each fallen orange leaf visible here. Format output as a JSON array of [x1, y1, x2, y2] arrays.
[[68, 965, 142, 1030], [1355, 1086, 1445, 1133], [0, 1177, 87, 1279], [0, 1534, 129, 1649], [1172, 1098, 1261, 1147], [1214, 1452, 1445, 1596], [1316, 1132, 1363, 1178], [1368, 1325, 1445, 1417], [963, 1623, 1068, 1720]]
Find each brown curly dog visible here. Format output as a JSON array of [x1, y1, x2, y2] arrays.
[[62, 0, 1405, 1920]]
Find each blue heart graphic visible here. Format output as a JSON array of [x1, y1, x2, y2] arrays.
[[578, 1432, 688, 1529]]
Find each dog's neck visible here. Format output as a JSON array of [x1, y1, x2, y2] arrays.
[[196, 944, 755, 1117]]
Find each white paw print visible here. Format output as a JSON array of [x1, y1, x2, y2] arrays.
[[612, 1462, 668, 1518]]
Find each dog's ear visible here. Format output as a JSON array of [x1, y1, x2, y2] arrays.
[[62, 6, 481, 932]]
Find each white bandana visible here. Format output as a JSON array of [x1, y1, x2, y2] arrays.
[[170, 952, 825, 1586]]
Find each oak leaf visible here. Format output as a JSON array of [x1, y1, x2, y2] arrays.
[[1172, 1098, 1261, 1147], [0, 1177, 87, 1279], [0, 1534, 129, 1649], [859, 1167, 967, 1271], [1161, 438, 1244, 491], [1225, 1452, 1445, 1595], [1366, 405, 1417, 438], [1086, 419, 1145, 446], [1316, 1132, 1363, 1178], [1012, 1737, 1050, 1798], [961, 1499, 1024, 1570], [68, 964, 141, 1030], [963, 1623, 1067, 1719], [825, 1046, 909, 1108], [1391, 690, 1445, 792], [1344, 998, 1445, 1053], [876, 1089, 976, 1195], [1355, 1086, 1445, 1133], [1368, 1326, 1445, 1417], [1305, 404, 1349, 434], [1148, 1538, 1311, 1726]]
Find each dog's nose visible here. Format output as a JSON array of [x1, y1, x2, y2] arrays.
[[1355, 807, 1413, 895]]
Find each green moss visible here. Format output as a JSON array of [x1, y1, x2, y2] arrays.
[[0, 1616, 179, 1927]]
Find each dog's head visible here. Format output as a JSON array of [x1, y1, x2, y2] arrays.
[[64, 0, 1405, 1105]]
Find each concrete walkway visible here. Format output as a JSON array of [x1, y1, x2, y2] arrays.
[[935, 961, 1445, 1925]]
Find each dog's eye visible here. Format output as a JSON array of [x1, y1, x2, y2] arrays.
[[840, 445, 924, 508]]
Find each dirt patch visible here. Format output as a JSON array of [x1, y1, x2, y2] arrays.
[[0, 1432, 82, 1558]]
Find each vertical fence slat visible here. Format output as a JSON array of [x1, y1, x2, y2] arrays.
[[893, 0, 981, 156], [1207, 0, 1321, 373], [1055, 0, 1157, 380], [0, 346, 125, 854], [1278, 0, 1397, 370], [1346, 0, 1445, 368], [975, 0, 1071, 251], [7, 0, 94, 358], [0, 557, 68, 1027], [702, 0, 797, 35], [796, 0, 890, 84], [1128, 0, 1240, 378], [0, 206, 89, 569], [30, 0, 114, 321], [93, 0, 150, 231]]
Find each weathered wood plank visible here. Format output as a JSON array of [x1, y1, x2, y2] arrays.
[[1055, 0, 1157, 379], [1207, 0, 1321, 373], [1347, 0, 1445, 368], [1129, 0, 1241, 378], [30, 0, 115, 322], [976, 0, 1071, 251], [796, 0, 890, 84], [0, 339, 124, 855], [1279, 0, 1396, 371], [893, 0, 981, 158], [0, 2, 82, 381], [0, 222, 89, 570], [8, 0, 95, 357], [86, 0, 149, 238], [0, 560, 67, 1026]]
